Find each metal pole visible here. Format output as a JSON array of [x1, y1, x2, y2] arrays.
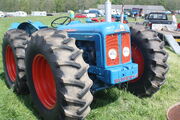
[[120, 4, 124, 23], [105, 0, 112, 22]]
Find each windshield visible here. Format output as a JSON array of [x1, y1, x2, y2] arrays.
[[132, 8, 140, 12], [148, 13, 167, 20], [89, 10, 99, 14]]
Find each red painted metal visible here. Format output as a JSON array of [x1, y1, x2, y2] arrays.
[[5, 45, 17, 82], [130, 43, 144, 83], [123, 20, 128, 24], [100, 19, 106, 22], [94, 18, 115, 22], [75, 14, 87, 18], [32, 54, 57, 110], [106, 34, 120, 66], [122, 33, 131, 64], [178, 23, 180, 29], [91, 18, 100, 22]]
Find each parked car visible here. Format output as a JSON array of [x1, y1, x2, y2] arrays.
[[144, 12, 173, 30], [165, 11, 172, 15], [131, 8, 140, 17], [89, 10, 104, 17], [111, 9, 117, 15], [112, 14, 128, 23], [130, 8, 144, 17], [4, 12, 16, 17], [47, 13, 53, 16], [0, 11, 5, 17], [75, 13, 87, 18], [15, 11, 27, 17], [83, 10, 89, 14], [124, 9, 131, 16], [86, 13, 96, 18], [31, 11, 47, 16]]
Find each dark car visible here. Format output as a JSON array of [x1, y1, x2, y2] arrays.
[[144, 12, 172, 29]]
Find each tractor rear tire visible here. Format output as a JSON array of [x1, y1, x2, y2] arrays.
[[127, 24, 169, 97], [2, 29, 29, 94], [25, 28, 93, 120]]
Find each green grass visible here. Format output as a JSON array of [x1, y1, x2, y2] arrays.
[[0, 16, 180, 120]]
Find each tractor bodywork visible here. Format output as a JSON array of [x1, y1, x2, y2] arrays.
[[2, 1, 168, 118], [10, 21, 138, 92], [3, 16, 168, 119]]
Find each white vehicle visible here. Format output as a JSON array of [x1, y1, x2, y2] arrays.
[[15, 11, 27, 17], [116, 9, 121, 15], [0, 11, 5, 17], [85, 13, 96, 18], [144, 12, 176, 31], [88, 9, 104, 17], [111, 9, 121, 15], [111, 9, 117, 15], [99, 10, 105, 15], [31, 11, 47, 16], [84, 10, 89, 14], [5, 12, 16, 17]]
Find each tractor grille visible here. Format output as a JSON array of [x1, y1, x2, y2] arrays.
[[121, 33, 131, 64], [106, 33, 131, 66], [106, 34, 120, 66]]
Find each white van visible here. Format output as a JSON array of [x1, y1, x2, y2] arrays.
[[0, 11, 5, 17], [31, 11, 47, 16], [16, 11, 27, 17]]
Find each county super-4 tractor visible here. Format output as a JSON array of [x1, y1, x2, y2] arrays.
[[2, 1, 168, 120]]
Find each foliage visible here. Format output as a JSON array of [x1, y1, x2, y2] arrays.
[[0, 0, 180, 13]]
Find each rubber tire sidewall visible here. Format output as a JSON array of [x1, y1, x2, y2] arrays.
[[2, 32, 19, 89], [26, 40, 64, 120], [129, 35, 152, 93]]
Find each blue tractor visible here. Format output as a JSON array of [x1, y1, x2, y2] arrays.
[[2, 16, 168, 119]]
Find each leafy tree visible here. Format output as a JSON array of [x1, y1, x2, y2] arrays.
[[54, 0, 66, 12], [18, 0, 30, 12], [0, 0, 180, 13]]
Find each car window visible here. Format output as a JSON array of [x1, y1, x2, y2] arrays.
[[148, 14, 167, 20], [89, 10, 99, 14]]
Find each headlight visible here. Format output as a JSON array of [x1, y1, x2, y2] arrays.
[[123, 47, 130, 57], [108, 49, 117, 60]]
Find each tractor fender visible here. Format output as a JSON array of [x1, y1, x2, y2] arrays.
[[9, 21, 48, 35]]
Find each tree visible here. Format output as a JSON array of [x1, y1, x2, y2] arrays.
[[54, 0, 66, 12], [18, 0, 30, 12], [0, 0, 180, 13]]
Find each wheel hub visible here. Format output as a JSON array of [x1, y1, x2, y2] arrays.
[[5, 45, 17, 82], [32, 54, 57, 110], [130, 43, 145, 83]]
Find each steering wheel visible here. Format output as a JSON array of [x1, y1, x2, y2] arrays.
[[51, 16, 71, 28]]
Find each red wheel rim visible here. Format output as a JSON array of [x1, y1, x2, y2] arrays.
[[130, 43, 145, 83], [5, 45, 17, 82], [32, 54, 57, 110]]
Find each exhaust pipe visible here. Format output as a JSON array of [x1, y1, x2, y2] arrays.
[[121, 4, 124, 23], [105, 0, 112, 22]]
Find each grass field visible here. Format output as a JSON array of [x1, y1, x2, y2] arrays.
[[0, 16, 180, 120]]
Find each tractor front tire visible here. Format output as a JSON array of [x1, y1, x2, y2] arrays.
[[25, 28, 93, 120], [2, 29, 29, 94], [127, 24, 169, 97]]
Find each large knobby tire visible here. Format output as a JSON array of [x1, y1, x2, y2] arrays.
[[2, 29, 29, 94], [25, 28, 93, 120], [127, 24, 169, 97]]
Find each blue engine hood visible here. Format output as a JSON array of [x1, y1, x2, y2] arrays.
[[57, 22, 130, 35]]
